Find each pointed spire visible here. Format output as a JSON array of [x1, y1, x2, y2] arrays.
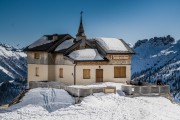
[[76, 11, 86, 37]]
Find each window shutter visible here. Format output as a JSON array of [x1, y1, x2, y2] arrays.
[[114, 67, 118, 78], [35, 67, 39, 76], [59, 68, 63, 78], [83, 69, 90, 79], [114, 66, 126, 78], [120, 67, 126, 78], [34, 53, 40, 59]]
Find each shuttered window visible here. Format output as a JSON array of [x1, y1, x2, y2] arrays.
[[35, 67, 39, 76], [59, 68, 63, 78], [34, 53, 40, 59], [114, 66, 126, 78], [83, 69, 90, 79]]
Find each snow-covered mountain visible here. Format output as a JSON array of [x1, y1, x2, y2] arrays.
[[0, 43, 27, 82], [0, 43, 27, 105], [131, 35, 180, 101]]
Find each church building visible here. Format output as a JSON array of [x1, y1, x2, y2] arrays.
[[24, 13, 135, 85]]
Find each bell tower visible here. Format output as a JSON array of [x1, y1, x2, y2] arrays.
[[76, 11, 86, 48]]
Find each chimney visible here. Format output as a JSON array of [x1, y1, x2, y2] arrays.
[[53, 34, 58, 41]]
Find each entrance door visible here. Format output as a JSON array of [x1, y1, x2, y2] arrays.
[[96, 69, 103, 82]]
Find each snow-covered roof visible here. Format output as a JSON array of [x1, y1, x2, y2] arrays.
[[28, 36, 53, 49], [68, 49, 104, 61], [96, 38, 128, 51], [24, 34, 72, 52], [55, 39, 74, 51]]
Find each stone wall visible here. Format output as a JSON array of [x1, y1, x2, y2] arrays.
[[29, 81, 116, 97], [121, 85, 170, 95]]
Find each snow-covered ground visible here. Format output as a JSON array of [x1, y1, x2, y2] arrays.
[[0, 83, 180, 120], [1, 88, 75, 113], [0, 93, 180, 120]]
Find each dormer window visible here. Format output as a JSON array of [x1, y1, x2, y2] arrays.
[[34, 53, 40, 59]]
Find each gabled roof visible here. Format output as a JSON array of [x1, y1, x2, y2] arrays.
[[88, 38, 135, 54], [24, 34, 73, 52], [54, 39, 75, 53], [61, 40, 108, 62], [68, 49, 104, 61]]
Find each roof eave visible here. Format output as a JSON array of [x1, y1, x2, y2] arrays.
[[73, 60, 108, 62], [106, 52, 135, 54]]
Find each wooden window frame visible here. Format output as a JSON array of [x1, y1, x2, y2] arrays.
[[35, 67, 39, 77], [59, 68, 63, 78], [114, 66, 126, 78], [83, 69, 90, 79], [34, 53, 40, 59]]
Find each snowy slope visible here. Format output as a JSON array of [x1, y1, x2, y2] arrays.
[[3, 88, 75, 112], [174, 92, 180, 102], [0, 43, 27, 82], [131, 35, 180, 102], [0, 84, 180, 120]]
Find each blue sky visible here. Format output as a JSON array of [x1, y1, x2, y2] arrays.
[[0, 0, 180, 47]]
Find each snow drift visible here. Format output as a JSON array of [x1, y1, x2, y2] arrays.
[[2, 88, 75, 112]]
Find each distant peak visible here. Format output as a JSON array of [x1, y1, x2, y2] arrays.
[[0, 42, 22, 51], [134, 35, 175, 49]]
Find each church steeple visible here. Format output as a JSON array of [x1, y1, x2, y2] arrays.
[[76, 11, 86, 38]]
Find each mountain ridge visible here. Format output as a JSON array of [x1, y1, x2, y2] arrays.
[[131, 35, 180, 102], [0, 42, 27, 82]]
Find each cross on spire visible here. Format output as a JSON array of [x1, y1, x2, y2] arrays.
[[76, 11, 86, 37], [80, 11, 83, 16]]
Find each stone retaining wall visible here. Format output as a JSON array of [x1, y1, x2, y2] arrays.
[[121, 85, 170, 95], [66, 87, 105, 97], [29, 81, 115, 97], [29, 81, 170, 97], [29, 81, 66, 89]]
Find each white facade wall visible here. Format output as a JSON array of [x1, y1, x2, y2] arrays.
[[75, 65, 131, 85], [28, 64, 49, 81], [55, 65, 75, 85], [28, 64, 131, 85], [27, 52, 49, 64], [55, 54, 73, 65]]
